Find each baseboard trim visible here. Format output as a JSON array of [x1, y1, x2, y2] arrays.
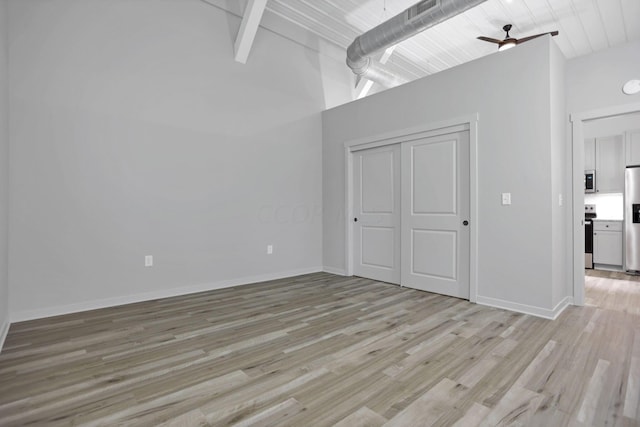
[[476, 295, 573, 320], [10, 267, 323, 323], [323, 266, 347, 276], [0, 319, 9, 354], [550, 296, 573, 320]]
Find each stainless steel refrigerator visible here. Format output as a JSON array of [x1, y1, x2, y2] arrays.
[[625, 166, 640, 272]]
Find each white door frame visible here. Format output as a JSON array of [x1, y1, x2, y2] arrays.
[[344, 114, 479, 303], [570, 101, 640, 306]]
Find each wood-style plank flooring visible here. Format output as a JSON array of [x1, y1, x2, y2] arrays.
[[586, 268, 640, 283], [0, 272, 638, 426]]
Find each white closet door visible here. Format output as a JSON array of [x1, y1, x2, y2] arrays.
[[353, 144, 401, 285], [401, 131, 470, 298]]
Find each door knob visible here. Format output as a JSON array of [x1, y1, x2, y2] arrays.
[[463, 220, 469, 226], [354, 218, 358, 222]]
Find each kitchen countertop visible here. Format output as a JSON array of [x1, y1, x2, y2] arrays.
[[593, 218, 623, 221]]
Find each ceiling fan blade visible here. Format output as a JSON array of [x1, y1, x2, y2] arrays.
[[477, 36, 503, 44], [516, 31, 559, 44]]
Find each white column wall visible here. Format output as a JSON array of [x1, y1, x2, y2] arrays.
[[323, 37, 568, 317]]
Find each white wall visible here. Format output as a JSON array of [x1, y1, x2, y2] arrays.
[[0, 0, 9, 346], [203, 0, 355, 110], [323, 37, 569, 317], [550, 40, 569, 309], [8, 0, 351, 320], [566, 40, 640, 114], [583, 113, 640, 139]]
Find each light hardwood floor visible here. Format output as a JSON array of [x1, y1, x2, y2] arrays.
[[0, 272, 638, 426], [586, 268, 640, 283]]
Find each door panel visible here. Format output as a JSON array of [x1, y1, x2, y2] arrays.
[[412, 140, 457, 214], [361, 227, 395, 268], [362, 151, 395, 213], [412, 229, 457, 279], [401, 131, 470, 298], [353, 145, 401, 284]]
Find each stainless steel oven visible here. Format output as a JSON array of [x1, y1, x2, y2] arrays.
[[585, 219, 593, 269], [585, 204, 596, 269]]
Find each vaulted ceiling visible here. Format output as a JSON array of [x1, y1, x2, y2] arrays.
[[263, 0, 640, 87]]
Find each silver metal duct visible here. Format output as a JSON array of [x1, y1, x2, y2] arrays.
[[347, 0, 488, 88]]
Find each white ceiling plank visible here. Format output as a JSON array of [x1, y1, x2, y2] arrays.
[[439, 13, 484, 60], [517, 1, 550, 28], [621, 0, 640, 41], [295, 0, 364, 38], [460, 8, 491, 36], [267, 2, 354, 47], [545, 0, 593, 58], [234, 0, 269, 64], [595, 0, 628, 46], [476, 0, 512, 33], [397, 35, 460, 73], [265, 0, 640, 88], [462, 3, 497, 33], [572, 0, 608, 52], [497, 0, 538, 34], [552, 0, 590, 58], [494, 0, 523, 33], [559, 15, 594, 57]]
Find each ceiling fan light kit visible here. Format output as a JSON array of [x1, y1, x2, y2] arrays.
[[498, 40, 516, 51]]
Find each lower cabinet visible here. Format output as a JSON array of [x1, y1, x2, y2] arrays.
[[593, 221, 623, 267]]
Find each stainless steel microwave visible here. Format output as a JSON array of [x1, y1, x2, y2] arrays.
[[585, 170, 595, 193]]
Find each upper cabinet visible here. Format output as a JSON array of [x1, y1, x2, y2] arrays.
[[585, 137, 596, 171], [595, 135, 624, 193], [585, 135, 624, 193], [625, 129, 640, 166]]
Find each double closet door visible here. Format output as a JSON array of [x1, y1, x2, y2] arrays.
[[352, 130, 470, 300]]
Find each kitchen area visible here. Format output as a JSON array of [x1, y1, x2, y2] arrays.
[[584, 113, 640, 274]]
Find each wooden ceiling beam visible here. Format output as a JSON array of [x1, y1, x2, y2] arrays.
[[234, 0, 268, 64]]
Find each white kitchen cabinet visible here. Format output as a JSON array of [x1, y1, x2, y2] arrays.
[[594, 135, 624, 193], [593, 221, 623, 267], [584, 137, 596, 171], [625, 129, 640, 166]]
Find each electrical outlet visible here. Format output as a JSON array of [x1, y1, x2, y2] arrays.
[[559, 194, 563, 206], [501, 193, 511, 206], [145, 255, 153, 267], [267, 245, 273, 255]]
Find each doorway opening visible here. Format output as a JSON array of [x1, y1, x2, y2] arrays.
[[571, 102, 640, 306]]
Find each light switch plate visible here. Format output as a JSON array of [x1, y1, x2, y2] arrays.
[[501, 193, 511, 205]]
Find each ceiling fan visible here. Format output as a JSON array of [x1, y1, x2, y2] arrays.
[[477, 24, 559, 51]]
